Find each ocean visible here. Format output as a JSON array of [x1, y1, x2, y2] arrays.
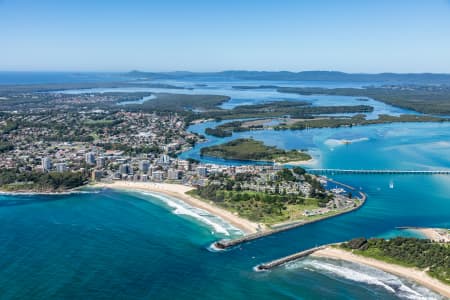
[[0, 73, 448, 299], [0, 72, 126, 85]]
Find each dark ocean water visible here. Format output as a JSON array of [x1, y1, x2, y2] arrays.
[[1, 122, 449, 299], [0, 73, 448, 299], [0, 182, 446, 300]]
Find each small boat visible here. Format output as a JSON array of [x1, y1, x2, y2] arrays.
[[389, 180, 394, 189]]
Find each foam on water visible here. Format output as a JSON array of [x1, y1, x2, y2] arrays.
[[206, 243, 225, 252], [285, 258, 443, 300], [324, 137, 369, 148], [138, 191, 243, 237]]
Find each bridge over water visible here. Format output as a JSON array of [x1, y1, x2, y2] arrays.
[[308, 169, 450, 175]]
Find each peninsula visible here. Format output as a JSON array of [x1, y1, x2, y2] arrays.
[[92, 163, 363, 238]]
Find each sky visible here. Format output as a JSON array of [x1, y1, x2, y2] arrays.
[[1, 0, 450, 73]]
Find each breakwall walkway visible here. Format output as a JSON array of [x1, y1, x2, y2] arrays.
[[255, 246, 327, 271], [214, 190, 366, 250]]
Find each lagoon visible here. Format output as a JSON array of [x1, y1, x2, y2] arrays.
[[56, 78, 414, 119]]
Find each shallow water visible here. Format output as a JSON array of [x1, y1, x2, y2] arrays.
[[0, 175, 446, 299], [1, 120, 448, 299], [56, 79, 415, 118], [0, 76, 449, 299]]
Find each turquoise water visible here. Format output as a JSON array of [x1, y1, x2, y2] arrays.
[[1, 76, 449, 299], [1, 122, 448, 299], [1, 184, 446, 299]]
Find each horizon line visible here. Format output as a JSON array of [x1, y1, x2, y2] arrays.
[[2, 70, 450, 75]]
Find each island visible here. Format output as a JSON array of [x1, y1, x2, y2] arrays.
[[275, 114, 449, 131], [200, 138, 311, 163], [204, 127, 232, 137], [202, 114, 449, 136]]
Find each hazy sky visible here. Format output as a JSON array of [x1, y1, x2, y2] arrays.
[[1, 0, 450, 72]]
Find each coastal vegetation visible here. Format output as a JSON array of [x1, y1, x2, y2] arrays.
[[193, 189, 327, 224], [278, 86, 450, 115], [0, 81, 186, 93], [128, 93, 230, 114], [195, 101, 374, 121], [128, 70, 450, 85], [205, 121, 254, 137], [341, 237, 450, 284], [0, 169, 88, 192], [200, 138, 311, 163], [201, 114, 449, 137], [0, 141, 14, 153], [275, 114, 449, 131], [204, 127, 232, 137], [190, 169, 334, 224]]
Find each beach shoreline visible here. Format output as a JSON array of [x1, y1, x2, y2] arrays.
[[282, 157, 317, 166], [93, 181, 261, 234], [410, 228, 450, 243], [311, 247, 450, 298]]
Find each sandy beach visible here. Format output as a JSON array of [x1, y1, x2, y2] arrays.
[[282, 157, 318, 166], [414, 228, 450, 243], [93, 181, 261, 234], [312, 247, 450, 298]]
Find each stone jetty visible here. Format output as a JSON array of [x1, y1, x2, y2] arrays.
[[214, 191, 367, 250], [255, 246, 327, 271]]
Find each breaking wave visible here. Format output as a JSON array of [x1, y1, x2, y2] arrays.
[[139, 191, 242, 237], [285, 258, 443, 300]]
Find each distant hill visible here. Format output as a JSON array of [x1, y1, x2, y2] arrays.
[[126, 70, 450, 84]]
